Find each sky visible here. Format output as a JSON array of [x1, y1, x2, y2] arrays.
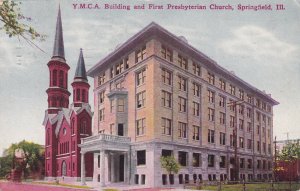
[[0, 0, 299, 155]]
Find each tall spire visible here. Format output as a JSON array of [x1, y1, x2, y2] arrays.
[[52, 5, 65, 59], [74, 48, 87, 80]]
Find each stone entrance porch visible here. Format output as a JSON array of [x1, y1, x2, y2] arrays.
[[79, 134, 131, 188]]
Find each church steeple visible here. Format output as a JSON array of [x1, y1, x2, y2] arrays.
[[46, 6, 70, 114], [52, 5, 65, 59], [72, 49, 90, 107], [74, 49, 87, 81]]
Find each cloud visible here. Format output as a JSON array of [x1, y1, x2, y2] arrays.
[[219, 25, 297, 61]]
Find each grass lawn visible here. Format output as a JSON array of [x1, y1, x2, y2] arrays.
[[32, 181, 93, 189], [201, 182, 300, 191]]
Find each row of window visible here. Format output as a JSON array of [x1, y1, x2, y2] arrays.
[[97, 45, 147, 86], [137, 149, 272, 170], [160, 45, 272, 113], [50, 69, 67, 88]]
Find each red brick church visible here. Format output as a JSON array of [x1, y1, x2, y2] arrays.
[[43, 7, 93, 181]]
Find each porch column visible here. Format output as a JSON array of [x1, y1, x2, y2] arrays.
[[100, 150, 106, 187], [81, 151, 86, 185], [124, 152, 129, 184]]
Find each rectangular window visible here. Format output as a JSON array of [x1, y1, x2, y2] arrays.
[[239, 89, 244, 99], [247, 139, 252, 149], [246, 108, 251, 118], [208, 129, 215, 143], [268, 144, 271, 154], [256, 112, 261, 121], [178, 76, 187, 91], [137, 150, 146, 165], [193, 153, 201, 167], [178, 54, 188, 70], [162, 68, 172, 85], [135, 46, 146, 63], [137, 91, 146, 108], [208, 155, 215, 167], [267, 105, 271, 113], [161, 149, 173, 157], [238, 105, 244, 115], [256, 98, 261, 108], [257, 125, 260, 135], [219, 112, 225, 124], [117, 98, 125, 112], [98, 91, 105, 105], [239, 137, 244, 148], [99, 108, 105, 121], [193, 126, 200, 141], [230, 116, 235, 128], [247, 94, 252, 103], [193, 83, 200, 97], [239, 119, 244, 130], [262, 102, 266, 110], [161, 90, 172, 108], [208, 108, 215, 121], [178, 151, 188, 166], [248, 159, 252, 169], [193, 102, 200, 116], [178, 97, 187, 112], [230, 134, 235, 147], [110, 99, 114, 113], [208, 90, 215, 103], [219, 79, 226, 90], [161, 46, 172, 62], [220, 132, 226, 145], [136, 118, 146, 136], [178, 122, 187, 138], [192, 62, 201, 76], [98, 73, 105, 86], [207, 72, 215, 85], [230, 84, 235, 95], [219, 95, 225, 107], [240, 158, 245, 169], [115, 61, 124, 75], [267, 117, 271, 126], [220, 156, 226, 168], [263, 142, 266, 153], [257, 141, 260, 152], [161, 118, 171, 135], [136, 68, 146, 86], [262, 115, 266, 124], [257, 160, 261, 169], [229, 100, 235, 111], [267, 129, 270, 138]]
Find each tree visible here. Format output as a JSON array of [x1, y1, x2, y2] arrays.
[[280, 142, 300, 162], [1, 140, 44, 179], [279, 142, 300, 181], [0, 0, 45, 49], [160, 155, 180, 184]]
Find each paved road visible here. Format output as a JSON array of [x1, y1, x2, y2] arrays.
[[0, 182, 174, 191], [0, 182, 94, 191]]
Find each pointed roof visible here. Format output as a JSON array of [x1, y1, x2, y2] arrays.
[[52, 5, 65, 59], [74, 48, 87, 80]]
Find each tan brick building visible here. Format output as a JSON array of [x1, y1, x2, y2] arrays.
[[79, 22, 279, 187]]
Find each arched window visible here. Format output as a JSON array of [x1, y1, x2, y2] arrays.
[[52, 97, 57, 107], [82, 89, 86, 102], [76, 89, 80, 101], [53, 70, 57, 86], [59, 70, 64, 87], [71, 119, 75, 134], [46, 129, 50, 145], [62, 161, 67, 176], [80, 119, 87, 134]]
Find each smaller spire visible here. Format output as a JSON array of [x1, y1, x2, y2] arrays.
[[74, 48, 87, 80], [52, 5, 65, 59]]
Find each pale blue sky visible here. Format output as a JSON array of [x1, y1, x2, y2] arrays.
[[0, 0, 299, 155]]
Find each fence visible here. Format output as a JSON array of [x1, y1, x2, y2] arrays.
[[184, 180, 300, 191]]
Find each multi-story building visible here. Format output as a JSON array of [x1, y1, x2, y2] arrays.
[[79, 22, 279, 187], [43, 7, 93, 181]]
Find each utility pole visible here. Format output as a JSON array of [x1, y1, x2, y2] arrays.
[[274, 136, 277, 181], [228, 100, 245, 182]]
